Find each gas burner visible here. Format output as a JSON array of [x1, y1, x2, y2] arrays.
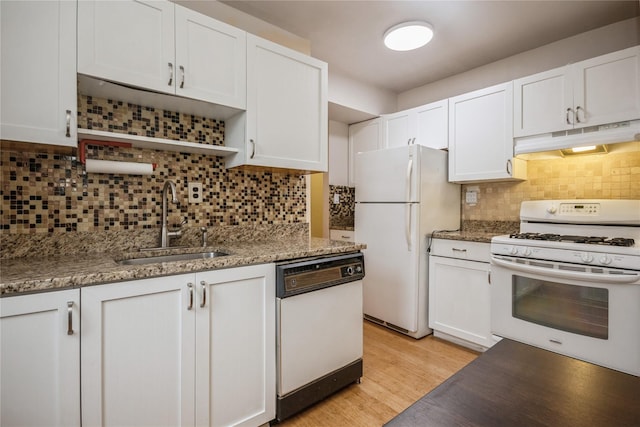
[[508, 233, 635, 247]]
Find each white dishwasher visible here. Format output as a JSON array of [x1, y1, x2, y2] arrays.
[[275, 252, 364, 422]]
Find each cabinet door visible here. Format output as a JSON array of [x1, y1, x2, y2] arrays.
[[0, 0, 77, 147], [195, 264, 275, 427], [448, 82, 515, 182], [428, 256, 494, 349], [348, 118, 382, 187], [81, 276, 195, 427], [245, 34, 328, 171], [174, 5, 246, 109], [1, 289, 80, 427], [78, 0, 175, 95], [414, 99, 448, 149], [383, 110, 413, 148], [574, 46, 640, 128], [513, 66, 572, 137]]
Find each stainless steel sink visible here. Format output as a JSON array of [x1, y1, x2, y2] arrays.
[[117, 251, 229, 265]]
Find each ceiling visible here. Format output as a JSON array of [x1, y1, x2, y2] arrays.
[[220, 0, 639, 95]]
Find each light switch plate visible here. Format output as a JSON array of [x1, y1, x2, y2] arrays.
[[188, 182, 203, 203]]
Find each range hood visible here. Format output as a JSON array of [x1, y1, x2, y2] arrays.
[[514, 120, 640, 156]]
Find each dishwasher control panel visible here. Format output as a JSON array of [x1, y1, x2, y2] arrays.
[[276, 252, 365, 298]]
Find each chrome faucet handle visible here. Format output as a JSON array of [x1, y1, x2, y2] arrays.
[[200, 227, 208, 247]]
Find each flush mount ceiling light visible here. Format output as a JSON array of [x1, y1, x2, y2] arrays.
[[384, 21, 434, 51]]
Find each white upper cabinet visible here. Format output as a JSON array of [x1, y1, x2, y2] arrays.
[[383, 99, 448, 150], [225, 34, 328, 172], [78, 0, 246, 109], [1, 0, 77, 147], [514, 46, 640, 138], [348, 118, 383, 187], [449, 82, 526, 183], [174, 5, 246, 109]]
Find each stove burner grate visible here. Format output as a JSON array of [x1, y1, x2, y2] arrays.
[[508, 233, 635, 247]]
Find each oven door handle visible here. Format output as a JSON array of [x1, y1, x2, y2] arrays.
[[491, 257, 640, 284]]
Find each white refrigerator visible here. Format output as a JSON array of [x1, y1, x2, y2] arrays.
[[354, 145, 460, 338]]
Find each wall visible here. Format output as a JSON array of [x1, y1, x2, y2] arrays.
[[398, 17, 640, 110], [0, 95, 307, 234], [462, 147, 640, 222]]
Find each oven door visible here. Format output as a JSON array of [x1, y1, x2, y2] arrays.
[[491, 255, 640, 376]]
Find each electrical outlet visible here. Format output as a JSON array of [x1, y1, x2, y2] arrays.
[[465, 190, 478, 205], [188, 182, 203, 203], [333, 193, 340, 204]]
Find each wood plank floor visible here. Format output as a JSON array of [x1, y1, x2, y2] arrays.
[[277, 321, 479, 427]]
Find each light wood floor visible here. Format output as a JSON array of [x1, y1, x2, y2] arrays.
[[278, 321, 479, 427]]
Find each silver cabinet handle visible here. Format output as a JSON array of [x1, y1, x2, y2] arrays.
[[565, 107, 574, 125], [452, 248, 467, 253], [200, 281, 207, 308], [65, 110, 71, 137], [407, 138, 411, 146], [576, 106, 583, 123], [168, 63, 173, 86], [179, 65, 185, 89], [250, 139, 256, 159], [506, 159, 513, 175], [187, 283, 194, 310], [67, 301, 74, 335], [411, 137, 416, 145]]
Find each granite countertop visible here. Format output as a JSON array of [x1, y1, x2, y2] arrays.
[[0, 236, 365, 296], [432, 221, 519, 243]]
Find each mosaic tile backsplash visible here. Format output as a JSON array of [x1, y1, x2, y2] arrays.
[[462, 149, 640, 222], [0, 96, 307, 235], [329, 185, 355, 228]]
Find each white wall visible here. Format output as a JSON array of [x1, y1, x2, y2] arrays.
[[328, 120, 349, 186], [174, 0, 311, 54], [398, 17, 640, 110], [329, 72, 396, 119]]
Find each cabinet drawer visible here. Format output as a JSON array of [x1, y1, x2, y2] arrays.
[[429, 239, 490, 263], [330, 229, 354, 242]]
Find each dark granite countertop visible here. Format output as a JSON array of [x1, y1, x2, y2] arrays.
[[0, 226, 365, 296], [432, 221, 519, 243]]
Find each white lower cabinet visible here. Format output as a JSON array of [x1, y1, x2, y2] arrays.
[[81, 264, 275, 427], [428, 239, 495, 351], [0, 289, 81, 427]]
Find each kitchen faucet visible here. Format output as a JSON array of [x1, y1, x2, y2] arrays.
[[160, 180, 182, 248]]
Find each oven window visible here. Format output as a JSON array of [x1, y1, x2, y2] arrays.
[[512, 276, 608, 339]]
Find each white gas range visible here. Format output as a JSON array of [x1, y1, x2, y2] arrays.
[[490, 200, 640, 376]]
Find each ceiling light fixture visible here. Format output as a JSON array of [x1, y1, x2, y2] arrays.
[[384, 21, 434, 51]]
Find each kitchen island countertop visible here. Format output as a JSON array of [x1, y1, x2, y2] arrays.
[[1, 237, 365, 296]]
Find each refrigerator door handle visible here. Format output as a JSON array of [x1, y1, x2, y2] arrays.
[[405, 204, 412, 251], [405, 158, 413, 201]]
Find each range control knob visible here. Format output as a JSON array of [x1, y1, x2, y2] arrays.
[[599, 255, 612, 265], [581, 253, 594, 263], [345, 266, 354, 276], [519, 247, 532, 257], [508, 246, 518, 255], [547, 205, 557, 214]]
